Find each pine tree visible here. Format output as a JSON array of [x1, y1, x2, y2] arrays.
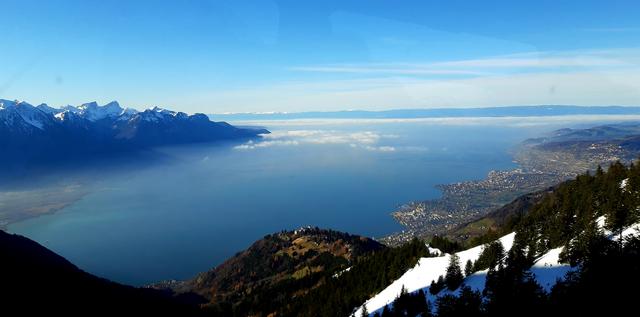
[[474, 240, 505, 271], [430, 275, 445, 295], [416, 289, 431, 317], [360, 304, 368, 317], [435, 294, 458, 317], [464, 259, 474, 277], [456, 286, 483, 317], [445, 254, 464, 290], [381, 305, 392, 317]]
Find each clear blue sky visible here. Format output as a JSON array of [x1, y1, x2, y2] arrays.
[[2, 0, 640, 113]]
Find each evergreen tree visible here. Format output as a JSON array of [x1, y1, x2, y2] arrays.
[[391, 287, 432, 317], [445, 254, 464, 290], [415, 289, 431, 317], [435, 294, 458, 317], [474, 240, 505, 271], [436, 286, 482, 317], [456, 286, 483, 317], [429, 275, 445, 295], [464, 259, 474, 277], [360, 304, 368, 317], [381, 305, 392, 317], [281, 159, 640, 317]]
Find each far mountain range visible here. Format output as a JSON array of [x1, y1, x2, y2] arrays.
[[209, 105, 640, 121], [0, 99, 268, 172]]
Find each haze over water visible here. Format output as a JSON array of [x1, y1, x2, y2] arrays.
[[7, 116, 635, 285]]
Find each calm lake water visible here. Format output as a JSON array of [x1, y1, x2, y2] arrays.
[[7, 116, 629, 285]]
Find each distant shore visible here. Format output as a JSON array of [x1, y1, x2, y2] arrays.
[[380, 123, 640, 245]]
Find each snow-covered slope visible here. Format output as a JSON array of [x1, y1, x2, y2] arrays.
[[529, 247, 571, 292], [78, 101, 124, 121], [354, 233, 516, 316], [355, 218, 640, 316], [0, 99, 51, 130]]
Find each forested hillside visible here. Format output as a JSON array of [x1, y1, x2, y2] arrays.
[[359, 163, 640, 316], [288, 161, 640, 317]]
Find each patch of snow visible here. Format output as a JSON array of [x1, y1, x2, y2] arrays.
[[612, 222, 640, 241], [149, 106, 176, 116], [428, 246, 443, 256], [61, 105, 80, 113], [530, 247, 572, 292], [352, 233, 515, 316], [7, 101, 50, 130], [118, 107, 139, 121], [140, 109, 167, 122], [0, 99, 17, 109], [620, 178, 629, 190], [333, 267, 352, 278], [355, 219, 640, 316], [78, 101, 123, 121], [596, 216, 607, 231]]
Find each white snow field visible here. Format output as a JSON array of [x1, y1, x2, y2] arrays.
[[352, 233, 516, 316], [353, 217, 640, 316]]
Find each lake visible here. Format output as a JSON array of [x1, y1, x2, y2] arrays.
[[6, 116, 632, 285]]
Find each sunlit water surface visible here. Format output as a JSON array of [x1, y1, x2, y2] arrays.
[[8, 116, 633, 285]]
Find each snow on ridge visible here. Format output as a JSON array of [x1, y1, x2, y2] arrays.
[[1, 98, 203, 121], [595, 214, 640, 240], [353, 233, 515, 316], [354, 219, 640, 316], [0, 99, 17, 109], [36, 103, 60, 115], [79, 101, 123, 121], [0, 101, 49, 130], [428, 246, 443, 256]]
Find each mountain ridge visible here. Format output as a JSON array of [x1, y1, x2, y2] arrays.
[[0, 98, 269, 171], [150, 227, 385, 316]]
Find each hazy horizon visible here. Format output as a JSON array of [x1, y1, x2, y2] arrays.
[[2, 1, 640, 113]]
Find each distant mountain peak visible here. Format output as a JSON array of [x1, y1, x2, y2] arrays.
[[104, 100, 120, 107], [77, 101, 123, 121], [79, 101, 99, 109]]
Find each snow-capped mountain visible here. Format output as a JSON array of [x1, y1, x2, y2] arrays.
[[77, 101, 126, 121], [0, 100, 57, 132], [0, 98, 268, 166]]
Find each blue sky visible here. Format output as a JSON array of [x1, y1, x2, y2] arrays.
[[1, 0, 640, 113]]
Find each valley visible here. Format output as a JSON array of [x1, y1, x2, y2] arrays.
[[4, 2, 640, 316]]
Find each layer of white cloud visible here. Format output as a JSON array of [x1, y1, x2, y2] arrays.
[[234, 129, 399, 152], [196, 48, 640, 113], [207, 69, 640, 112], [292, 49, 637, 75]]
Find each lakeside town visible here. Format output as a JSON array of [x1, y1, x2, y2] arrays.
[[381, 125, 639, 245]]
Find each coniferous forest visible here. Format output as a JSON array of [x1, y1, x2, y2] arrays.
[[279, 161, 640, 317]]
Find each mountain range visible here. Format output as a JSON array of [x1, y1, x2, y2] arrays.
[[0, 99, 268, 169]]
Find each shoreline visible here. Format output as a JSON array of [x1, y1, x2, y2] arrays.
[[380, 137, 635, 245], [1, 184, 89, 231]]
